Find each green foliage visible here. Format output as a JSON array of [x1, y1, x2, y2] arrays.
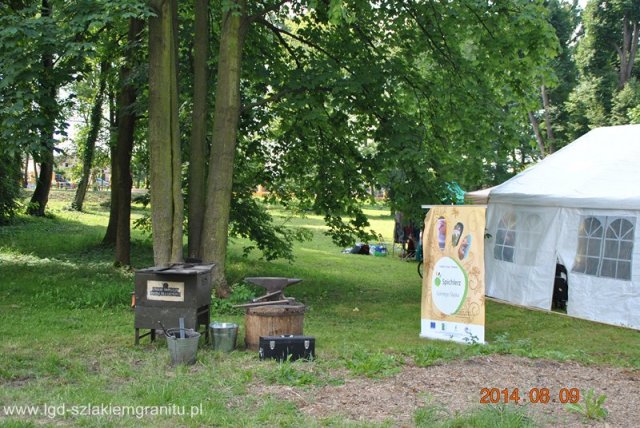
[[567, 0, 640, 134], [210, 282, 260, 315], [259, 360, 328, 387], [565, 389, 609, 421], [611, 79, 640, 125], [415, 403, 535, 428], [414, 402, 448, 427], [0, 1, 150, 150], [344, 349, 402, 378], [229, 191, 313, 261], [419, 404, 534, 428], [131, 192, 152, 235], [629, 104, 640, 122], [412, 346, 448, 367], [0, 152, 22, 225], [233, 0, 560, 234], [565, 76, 610, 139], [486, 333, 534, 355]]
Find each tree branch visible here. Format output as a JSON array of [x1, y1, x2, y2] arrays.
[[540, 85, 555, 147], [269, 24, 302, 69], [528, 111, 545, 157], [248, 0, 290, 23], [351, 22, 429, 120], [241, 86, 331, 113], [463, 2, 495, 39], [256, 17, 346, 69], [403, 1, 459, 73]]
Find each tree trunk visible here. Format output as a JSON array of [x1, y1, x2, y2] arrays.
[[72, 61, 108, 211], [528, 111, 545, 158], [103, 139, 118, 245], [187, 0, 210, 260], [32, 157, 38, 182], [540, 85, 555, 153], [201, 0, 248, 296], [26, 0, 55, 217], [626, 21, 639, 84], [149, 0, 184, 266], [103, 85, 119, 245], [23, 153, 29, 187], [619, 15, 629, 89], [113, 18, 144, 267], [618, 16, 639, 89]]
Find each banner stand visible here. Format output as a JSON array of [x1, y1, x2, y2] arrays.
[[420, 206, 486, 344]]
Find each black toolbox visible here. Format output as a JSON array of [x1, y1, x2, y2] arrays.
[[259, 335, 315, 361]]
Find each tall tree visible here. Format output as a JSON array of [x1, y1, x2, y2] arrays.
[[190, 0, 557, 293], [200, 0, 248, 294], [140, 0, 556, 293], [1, 0, 150, 221], [72, 61, 108, 211], [187, 0, 209, 260], [148, 0, 184, 265], [529, 0, 580, 155], [113, 18, 144, 266], [568, 0, 640, 137], [26, 0, 57, 216]]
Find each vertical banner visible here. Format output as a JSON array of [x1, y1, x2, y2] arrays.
[[421, 206, 486, 344]]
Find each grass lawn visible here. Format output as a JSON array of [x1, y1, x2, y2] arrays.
[[1, 189, 638, 426]]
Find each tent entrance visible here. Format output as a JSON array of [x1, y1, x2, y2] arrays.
[[551, 262, 568, 312]]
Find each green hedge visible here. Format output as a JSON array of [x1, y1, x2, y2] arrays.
[[0, 152, 22, 225]]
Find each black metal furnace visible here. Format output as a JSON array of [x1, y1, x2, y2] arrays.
[[133, 263, 215, 344]]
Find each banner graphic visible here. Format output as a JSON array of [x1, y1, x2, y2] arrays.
[[421, 206, 486, 344]]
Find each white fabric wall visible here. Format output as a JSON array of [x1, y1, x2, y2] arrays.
[[485, 203, 559, 309], [486, 203, 640, 329], [558, 208, 640, 329]]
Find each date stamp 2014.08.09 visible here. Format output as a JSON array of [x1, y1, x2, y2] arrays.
[[480, 387, 580, 405]]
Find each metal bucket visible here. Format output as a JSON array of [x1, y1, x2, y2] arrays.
[[210, 322, 238, 352], [166, 328, 200, 365]]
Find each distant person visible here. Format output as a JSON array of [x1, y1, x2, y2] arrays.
[[404, 236, 416, 258]]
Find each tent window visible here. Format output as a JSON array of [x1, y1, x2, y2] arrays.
[[600, 218, 634, 280], [574, 217, 603, 276], [519, 214, 543, 266], [494, 213, 516, 262], [573, 216, 634, 280]]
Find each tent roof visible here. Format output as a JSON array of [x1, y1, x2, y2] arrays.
[[465, 186, 496, 205], [490, 124, 640, 209]]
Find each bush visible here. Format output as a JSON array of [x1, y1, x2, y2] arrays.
[[0, 152, 22, 225]]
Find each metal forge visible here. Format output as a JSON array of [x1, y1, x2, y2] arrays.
[[133, 263, 215, 344]]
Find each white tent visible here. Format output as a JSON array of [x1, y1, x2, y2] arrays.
[[485, 124, 640, 329], [465, 186, 496, 205]]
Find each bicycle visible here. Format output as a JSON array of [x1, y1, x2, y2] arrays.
[[416, 233, 424, 278]]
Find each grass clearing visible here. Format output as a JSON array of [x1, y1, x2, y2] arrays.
[[414, 403, 536, 428], [1, 189, 639, 426]]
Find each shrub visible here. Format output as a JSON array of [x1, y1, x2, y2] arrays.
[[0, 152, 22, 225]]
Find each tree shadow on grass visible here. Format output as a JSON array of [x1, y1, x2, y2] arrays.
[[0, 214, 156, 309]]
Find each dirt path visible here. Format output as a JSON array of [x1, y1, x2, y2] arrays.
[[251, 355, 640, 426]]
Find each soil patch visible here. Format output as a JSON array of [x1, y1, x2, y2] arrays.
[[250, 355, 640, 426]]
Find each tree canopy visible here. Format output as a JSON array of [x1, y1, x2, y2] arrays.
[[1, 0, 639, 293]]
